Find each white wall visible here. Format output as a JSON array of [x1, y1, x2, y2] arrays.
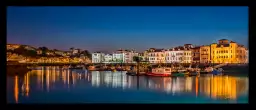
[[92, 53, 105, 63]]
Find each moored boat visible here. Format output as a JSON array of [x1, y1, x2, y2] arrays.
[[88, 66, 96, 71], [146, 67, 172, 77], [211, 68, 224, 75], [171, 71, 189, 77]]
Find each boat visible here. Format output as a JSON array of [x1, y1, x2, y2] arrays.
[[211, 68, 224, 75], [126, 72, 137, 76], [146, 67, 172, 77], [188, 71, 199, 76], [200, 66, 214, 74], [88, 66, 96, 71], [172, 71, 190, 77]]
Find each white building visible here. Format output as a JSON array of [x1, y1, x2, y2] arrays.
[[116, 49, 138, 63], [92, 52, 105, 63], [112, 53, 125, 63], [165, 46, 192, 63], [104, 54, 113, 63], [148, 48, 166, 63], [165, 49, 179, 63]]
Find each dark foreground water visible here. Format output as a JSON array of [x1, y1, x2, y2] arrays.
[[7, 66, 248, 103]]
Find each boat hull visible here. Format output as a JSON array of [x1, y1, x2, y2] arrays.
[[200, 71, 209, 74], [146, 72, 171, 77], [171, 72, 189, 77]]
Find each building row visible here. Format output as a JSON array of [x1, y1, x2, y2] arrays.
[[92, 39, 248, 64], [92, 49, 139, 63]]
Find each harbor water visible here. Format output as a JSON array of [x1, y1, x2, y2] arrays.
[[7, 66, 248, 103]]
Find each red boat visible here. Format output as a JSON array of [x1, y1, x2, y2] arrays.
[[146, 67, 172, 77]]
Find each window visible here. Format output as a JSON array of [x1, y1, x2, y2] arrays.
[[231, 55, 232, 58], [231, 50, 232, 53]]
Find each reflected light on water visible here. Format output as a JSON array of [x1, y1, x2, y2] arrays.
[[9, 66, 248, 103], [14, 76, 18, 103]]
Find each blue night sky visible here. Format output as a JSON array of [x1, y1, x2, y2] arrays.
[[7, 6, 248, 53]]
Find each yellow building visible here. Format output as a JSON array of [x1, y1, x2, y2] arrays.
[[200, 45, 211, 63], [210, 39, 248, 63]]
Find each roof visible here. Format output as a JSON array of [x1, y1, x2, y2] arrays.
[[191, 46, 200, 49], [230, 41, 236, 43], [154, 49, 164, 52], [216, 44, 230, 47]]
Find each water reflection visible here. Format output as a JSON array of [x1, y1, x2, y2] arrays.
[[8, 66, 248, 103]]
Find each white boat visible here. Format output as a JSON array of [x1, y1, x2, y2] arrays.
[[146, 67, 172, 77]]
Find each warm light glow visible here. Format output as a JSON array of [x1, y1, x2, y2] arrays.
[[25, 73, 30, 97], [199, 76, 247, 100], [67, 70, 70, 88], [46, 68, 50, 92], [196, 76, 198, 97], [14, 76, 19, 103]]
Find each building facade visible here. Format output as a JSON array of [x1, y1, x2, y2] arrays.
[[112, 53, 125, 63], [104, 54, 113, 63], [116, 49, 138, 63], [245, 49, 248, 63], [200, 45, 211, 63], [191, 46, 200, 63], [183, 49, 192, 63], [7, 44, 21, 50], [210, 39, 248, 63], [165, 48, 179, 63], [92, 52, 105, 63], [148, 48, 165, 63]]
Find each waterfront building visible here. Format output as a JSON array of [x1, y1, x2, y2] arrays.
[[183, 48, 192, 63], [237, 45, 247, 63], [148, 48, 166, 63], [165, 48, 179, 63], [191, 46, 200, 63], [143, 50, 149, 62], [116, 49, 138, 63], [37, 50, 42, 55], [200, 45, 211, 63], [138, 53, 145, 61], [7, 44, 21, 50], [104, 54, 113, 63], [184, 44, 194, 49], [112, 52, 125, 63], [24, 45, 37, 51], [92, 52, 105, 63], [54, 50, 65, 56], [165, 46, 192, 63], [210, 39, 248, 63], [46, 51, 55, 56]]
